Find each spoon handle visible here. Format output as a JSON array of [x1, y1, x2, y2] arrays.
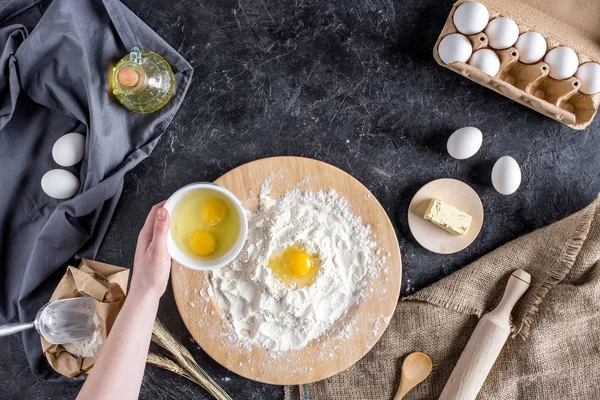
[[394, 384, 410, 400], [0, 322, 35, 337]]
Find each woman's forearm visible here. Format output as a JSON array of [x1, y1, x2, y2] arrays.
[[77, 287, 160, 400], [77, 203, 171, 400]]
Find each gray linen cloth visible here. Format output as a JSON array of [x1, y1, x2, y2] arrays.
[[0, 0, 192, 380]]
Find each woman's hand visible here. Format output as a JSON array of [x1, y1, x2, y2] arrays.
[[78, 201, 172, 400], [130, 201, 171, 299]]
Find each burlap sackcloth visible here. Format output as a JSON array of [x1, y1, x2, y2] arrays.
[[287, 197, 600, 399]]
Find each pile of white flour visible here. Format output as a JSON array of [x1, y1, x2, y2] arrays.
[[209, 187, 380, 351]]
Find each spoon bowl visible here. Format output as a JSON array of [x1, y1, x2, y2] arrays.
[[0, 297, 97, 344], [394, 352, 433, 399]]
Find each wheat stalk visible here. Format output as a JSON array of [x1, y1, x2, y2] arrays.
[[149, 319, 232, 400], [146, 352, 196, 384]]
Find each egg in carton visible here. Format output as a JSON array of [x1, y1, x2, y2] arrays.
[[433, 0, 600, 130]]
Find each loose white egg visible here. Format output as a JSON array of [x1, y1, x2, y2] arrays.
[[41, 169, 80, 199], [453, 2, 489, 35], [52, 132, 85, 167], [575, 62, 600, 94], [484, 17, 519, 50], [491, 156, 521, 195], [438, 33, 473, 65], [544, 47, 579, 80], [514, 32, 547, 64], [447, 127, 483, 160], [468, 49, 500, 76]]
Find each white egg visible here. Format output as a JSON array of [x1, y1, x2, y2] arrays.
[[52, 132, 85, 167], [575, 62, 600, 95], [544, 47, 579, 80], [484, 17, 519, 50], [447, 127, 483, 160], [41, 169, 80, 199], [514, 32, 547, 64], [438, 33, 473, 65], [468, 49, 500, 76], [491, 156, 521, 195], [453, 2, 489, 35]]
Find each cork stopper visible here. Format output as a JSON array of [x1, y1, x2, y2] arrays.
[[117, 66, 139, 87]]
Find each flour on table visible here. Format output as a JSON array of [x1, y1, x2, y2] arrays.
[[209, 185, 381, 352]]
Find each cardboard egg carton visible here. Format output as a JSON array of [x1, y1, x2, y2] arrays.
[[433, 0, 600, 130]]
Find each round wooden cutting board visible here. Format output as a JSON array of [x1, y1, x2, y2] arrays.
[[170, 156, 402, 385]]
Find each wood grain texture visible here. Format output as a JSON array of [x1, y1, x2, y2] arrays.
[[171, 156, 402, 385], [408, 179, 483, 254], [438, 270, 531, 400], [394, 352, 432, 400]]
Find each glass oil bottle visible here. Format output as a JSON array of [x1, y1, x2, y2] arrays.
[[111, 47, 174, 113]]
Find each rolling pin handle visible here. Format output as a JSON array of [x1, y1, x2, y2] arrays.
[[438, 269, 531, 400], [490, 269, 531, 319]]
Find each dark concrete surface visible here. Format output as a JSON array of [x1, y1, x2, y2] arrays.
[[1, 0, 599, 399]]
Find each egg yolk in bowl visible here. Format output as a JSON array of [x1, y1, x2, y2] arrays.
[[170, 190, 240, 260]]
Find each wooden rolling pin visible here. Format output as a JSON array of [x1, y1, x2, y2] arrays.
[[438, 268, 531, 400]]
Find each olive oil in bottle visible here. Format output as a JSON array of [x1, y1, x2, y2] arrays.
[[111, 47, 174, 113]]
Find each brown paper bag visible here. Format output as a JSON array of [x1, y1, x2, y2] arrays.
[[40, 259, 130, 378]]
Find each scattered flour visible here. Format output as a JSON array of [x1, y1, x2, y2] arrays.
[[209, 187, 381, 352], [370, 315, 391, 337], [405, 277, 414, 294]]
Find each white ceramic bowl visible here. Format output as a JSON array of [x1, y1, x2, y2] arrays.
[[163, 183, 248, 270]]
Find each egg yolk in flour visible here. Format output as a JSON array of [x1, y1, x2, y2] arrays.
[[268, 245, 320, 287]]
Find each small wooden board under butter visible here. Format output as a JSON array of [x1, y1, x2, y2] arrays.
[[408, 179, 484, 254], [171, 156, 402, 385], [434, 0, 600, 129]]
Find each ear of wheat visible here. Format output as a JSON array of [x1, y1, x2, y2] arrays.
[[147, 352, 196, 383], [147, 319, 233, 400]]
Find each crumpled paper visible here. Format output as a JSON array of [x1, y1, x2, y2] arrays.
[[40, 259, 129, 379]]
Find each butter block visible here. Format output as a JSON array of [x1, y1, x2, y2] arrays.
[[423, 199, 472, 236]]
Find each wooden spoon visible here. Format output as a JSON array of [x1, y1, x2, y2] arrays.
[[394, 352, 433, 400]]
